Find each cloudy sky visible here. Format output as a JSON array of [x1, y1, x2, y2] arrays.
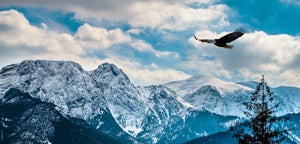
[[0, 0, 300, 87]]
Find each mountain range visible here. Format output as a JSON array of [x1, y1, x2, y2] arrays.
[[0, 60, 299, 143]]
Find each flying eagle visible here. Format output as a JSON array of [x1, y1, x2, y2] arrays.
[[194, 27, 246, 49]]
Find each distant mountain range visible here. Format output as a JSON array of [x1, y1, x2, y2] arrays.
[[1, 60, 299, 143]]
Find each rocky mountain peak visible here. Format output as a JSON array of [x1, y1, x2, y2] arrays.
[[92, 62, 131, 87], [97, 63, 121, 75], [1, 60, 300, 143]]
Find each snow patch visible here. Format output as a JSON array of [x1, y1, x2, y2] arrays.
[[176, 97, 194, 108]]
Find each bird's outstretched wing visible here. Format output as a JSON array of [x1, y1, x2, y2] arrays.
[[194, 35, 212, 43], [218, 27, 246, 43]]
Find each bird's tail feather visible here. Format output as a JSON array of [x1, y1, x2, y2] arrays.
[[224, 45, 233, 49]]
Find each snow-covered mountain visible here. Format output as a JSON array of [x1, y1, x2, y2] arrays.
[[1, 60, 300, 143], [0, 88, 120, 144], [164, 75, 252, 97], [91, 63, 145, 136], [0, 60, 239, 143], [163, 75, 253, 116], [0, 60, 137, 143], [164, 75, 300, 117]]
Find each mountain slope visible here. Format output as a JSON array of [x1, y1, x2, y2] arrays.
[[164, 75, 300, 117], [91, 63, 145, 136], [136, 85, 186, 143], [1, 60, 300, 144], [274, 86, 300, 108], [0, 60, 137, 143], [164, 75, 251, 117], [185, 113, 300, 144], [136, 85, 240, 144], [164, 75, 252, 97], [0, 88, 120, 144], [0, 60, 241, 144]]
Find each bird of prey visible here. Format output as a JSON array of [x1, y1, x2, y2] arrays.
[[194, 27, 246, 49]]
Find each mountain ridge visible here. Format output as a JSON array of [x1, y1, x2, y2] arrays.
[[1, 60, 300, 143], [164, 74, 252, 97], [0, 88, 123, 144]]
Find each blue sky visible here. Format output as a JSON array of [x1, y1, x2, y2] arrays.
[[0, 0, 300, 87]]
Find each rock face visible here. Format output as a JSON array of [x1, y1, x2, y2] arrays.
[[1, 60, 300, 143], [0, 88, 120, 144], [0, 60, 138, 143], [91, 63, 145, 136]]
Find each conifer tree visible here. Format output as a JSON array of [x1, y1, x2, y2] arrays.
[[231, 75, 288, 144]]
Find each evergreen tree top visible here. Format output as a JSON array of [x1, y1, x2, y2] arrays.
[[231, 75, 289, 144]]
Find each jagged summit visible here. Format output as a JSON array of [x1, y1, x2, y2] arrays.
[[92, 62, 131, 86], [18, 60, 83, 74], [1, 60, 85, 80], [0, 60, 143, 138], [96, 62, 121, 75], [1, 60, 125, 77], [1, 60, 300, 143]]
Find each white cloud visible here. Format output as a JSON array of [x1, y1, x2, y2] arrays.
[[1, 2, 300, 87], [0, 9, 189, 86], [0, 0, 229, 30], [130, 40, 179, 58], [215, 69, 231, 80], [127, 28, 141, 35], [0, 9, 43, 45], [258, 64, 281, 72], [280, 0, 300, 6], [117, 1, 229, 30], [103, 57, 191, 86], [0, 10, 85, 55], [240, 32, 300, 65], [277, 70, 300, 86], [74, 24, 178, 58], [237, 68, 261, 80], [189, 29, 300, 87], [75, 23, 131, 50]]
